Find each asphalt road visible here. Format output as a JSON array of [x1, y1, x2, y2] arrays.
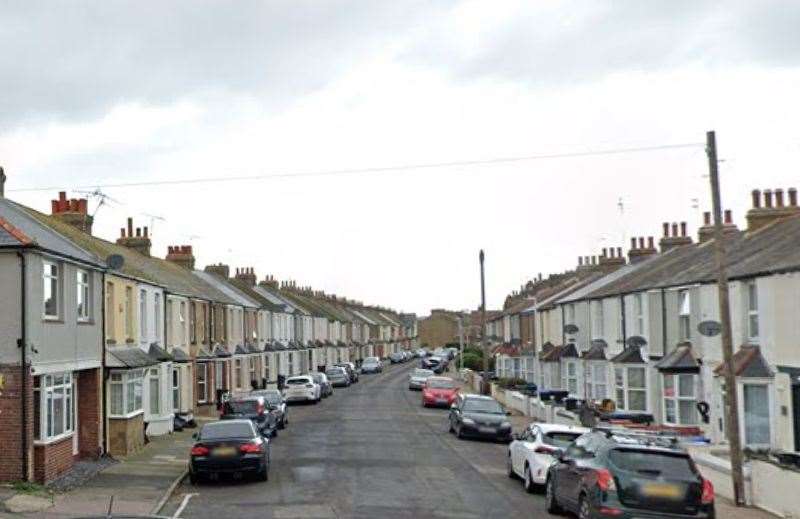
[[162, 362, 549, 519]]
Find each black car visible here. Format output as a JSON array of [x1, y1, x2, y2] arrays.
[[189, 419, 270, 483], [448, 394, 513, 442], [546, 429, 715, 519], [422, 356, 446, 374], [325, 367, 351, 387], [220, 395, 280, 438], [249, 389, 289, 428], [334, 362, 359, 383]]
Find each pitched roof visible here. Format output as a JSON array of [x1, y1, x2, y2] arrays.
[[540, 343, 578, 362], [227, 278, 285, 312], [714, 345, 773, 378], [194, 271, 259, 308], [654, 343, 700, 372], [107, 347, 158, 368], [610, 346, 646, 364], [581, 341, 608, 360]]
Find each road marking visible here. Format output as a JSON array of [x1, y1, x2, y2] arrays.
[[172, 492, 197, 519]]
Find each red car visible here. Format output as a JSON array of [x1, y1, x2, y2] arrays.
[[422, 377, 460, 408]]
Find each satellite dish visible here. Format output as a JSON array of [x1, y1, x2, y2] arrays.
[[698, 320, 722, 337], [626, 335, 648, 348], [563, 324, 579, 335], [106, 254, 124, 270]]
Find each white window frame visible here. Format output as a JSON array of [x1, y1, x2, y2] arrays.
[[614, 365, 648, 412], [179, 301, 186, 344], [746, 281, 759, 343], [76, 269, 90, 322], [562, 360, 579, 395], [592, 301, 604, 339], [662, 373, 697, 425], [43, 260, 60, 319], [234, 359, 243, 390], [215, 361, 224, 391], [197, 363, 208, 403], [739, 381, 773, 448], [633, 293, 644, 335], [124, 286, 134, 341], [109, 369, 144, 419], [172, 367, 181, 412], [139, 289, 147, 342], [248, 357, 256, 385], [33, 372, 74, 443], [584, 362, 608, 401], [154, 293, 161, 341], [678, 290, 691, 341], [148, 368, 161, 416]]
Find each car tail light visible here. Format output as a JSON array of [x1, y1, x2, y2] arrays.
[[595, 469, 617, 492], [534, 445, 559, 455], [240, 441, 263, 454], [257, 402, 265, 415], [701, 478, 714, 504], [191, 445, 209, 456], [598, 506, 623, 516]]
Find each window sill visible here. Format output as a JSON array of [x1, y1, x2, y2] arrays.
[[34, 432, 74, 446], [77, 319, 95, 325], [109, 410, 144, 420], [43, 317, 64, 324]]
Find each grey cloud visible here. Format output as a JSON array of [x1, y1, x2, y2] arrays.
[[0, 0, 452, 127], [403, 1, 800, 86]]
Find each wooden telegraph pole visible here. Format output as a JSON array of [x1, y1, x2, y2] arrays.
[[480, 249, 489, 394], [706, 130, 746, 506]]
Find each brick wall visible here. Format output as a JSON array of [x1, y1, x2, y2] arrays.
[[77, 368, 102, 459], [0, 364, 33, 482], [33, 436, 74, 483]]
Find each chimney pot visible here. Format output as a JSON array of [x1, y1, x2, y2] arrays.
[[764, 189, 773, 208], [616, 247, 623, 257], [630, 237, 637, 249], [135, 227, 141, 237], [671, 222, 679, 237], [602, 247, 608, 257], [648, 236, 654, 249], [724, 210, 732, 224], [638, 237, 645, 249], [120, 228, 125, 238], [776, 188, 785, 207], [144, 226, 148, 237], [127, 217, 133, 237], [703, 212, 711, 225], [680, 222, 687, 237], [752, 189, 762, 208], [663, 222, 670, 237]]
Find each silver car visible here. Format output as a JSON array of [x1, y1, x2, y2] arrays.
[[408, 368, 434, 390]]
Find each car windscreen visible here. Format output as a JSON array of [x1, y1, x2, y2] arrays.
[[462, 399, 504, 414], [261, 394, 282, 405], [543, 431, 583, 449], [286, 378, 310, 385], [223, 400, 259, 414], [325, 369, 344, 376], [363, 360, 379, 365], [427, 379, 455, 389], [200, 422, 254, 440], [412, 369, 433, 377], [608, 449, 697, 479]]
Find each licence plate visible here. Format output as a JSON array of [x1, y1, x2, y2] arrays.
[[642, 483, 682, 499], [212, 446, 237, 457], [478, 426, 496, 434], [436, 399, 447, 404]]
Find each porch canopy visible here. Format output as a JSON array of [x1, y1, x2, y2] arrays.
[[654, 342, 700, 373], [610, 345, 646, 364], [713, 345, 773, 378], [107, 347, 159, 369]]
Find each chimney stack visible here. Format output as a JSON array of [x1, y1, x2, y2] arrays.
[[0, 166, 5, 198], [235, 267, 257, 286], [205, 263, 230, 279], [116, 217, 152, 256], [746, 187, 800, 231], [51, 191, 93, 234], [659, 221, 693, 252], [628, 235, 658, 264], [165, 245, 195, 270]]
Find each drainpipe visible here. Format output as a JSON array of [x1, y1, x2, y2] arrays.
[[619, 295, 627, 349], [101, 271, 108, 455], [17, 251, 28, 481]]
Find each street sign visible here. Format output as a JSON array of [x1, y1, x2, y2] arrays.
[[563, 324, 579, 335], [626, 335, 647, 348], [698, 320, 722, 337]]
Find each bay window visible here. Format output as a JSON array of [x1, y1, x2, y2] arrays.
[[614, 365, 647, 411], [43, 261, 60, 319], [562, 360, 578, 394], [662, 373, 697, 425], [585, 362, 608, 400], [148, 368, 161, 415], [76, 270, 90, 321], [33, 372, 74, 442], [109, 370, 144, 417]]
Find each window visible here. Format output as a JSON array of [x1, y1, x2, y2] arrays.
[[43, 261, 60, 318], [248, 357, 256, 385], [154, 293, 161, 340], [77, 270, 90, 321], [634, 293, 644, 335], [148, 368, 160, 415], [615, 366, 647, 411], [562, 360, 578, 394], [592, 301, 604, 338], [743, 384, 770, 446], [663, 373, 697, 425], [585, 362, 608, 400], [189, 302, 197, 343], [109, 370, 144, 417], [678, 290, 691, 340], [567, 304, 576, 325], [199, 304, 206, 343], [172, 368, 181, 412], [746, 282, 759, 342], [234, 359, 242, 389], [197, 363, 208, 403], [215, 361, 224, 391], [125, 286, 134, 340], [166, 299, 174, 346], [288, 352, 294, 374], [33, 372, 73, 442], [139, 289, 147, 341], [179, 301, 186, 344], [106, 282, 115, 339]]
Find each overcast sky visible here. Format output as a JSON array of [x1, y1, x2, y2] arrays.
[[3, 1, 800, 316]]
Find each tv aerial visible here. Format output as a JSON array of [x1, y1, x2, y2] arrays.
[[74, 188, 121, 217]]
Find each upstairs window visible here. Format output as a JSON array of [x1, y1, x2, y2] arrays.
[[43, 261, 60, 319], [634, 293, 644, 335], [592, 301, 604, 338], [179, 301, 186, 344], [746, 281, 759, 342], [124, 286, 134, 340], [567, 304, 576, 325], [189, 302, 197, 344], [76, 270, 90, 321], [139, 289, 147, 342], [106, 282, 115, 340], [154, 293, 161, 340], [678, 290, 691, 341]]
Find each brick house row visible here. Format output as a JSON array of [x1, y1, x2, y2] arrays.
[[0, 181, 417, 483], [493, 187, 800, 454]]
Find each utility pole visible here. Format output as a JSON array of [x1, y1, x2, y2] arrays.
[[458, 314, 464, 372], [479, 249, 489, 394], [706, 130, 745, 506]]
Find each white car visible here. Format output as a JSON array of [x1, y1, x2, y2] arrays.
[[282, 375, 321, 403], [507, 423, 588, 492]]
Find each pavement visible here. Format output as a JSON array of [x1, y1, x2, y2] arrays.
[[1, 424, 197, 518]]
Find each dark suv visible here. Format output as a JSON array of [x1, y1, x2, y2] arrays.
[[545, 428, 715, 519], [220, 395, 280, 438]]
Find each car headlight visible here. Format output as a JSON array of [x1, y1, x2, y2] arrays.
[[500, 421, 512, 429], [462, 418, 476, 426]]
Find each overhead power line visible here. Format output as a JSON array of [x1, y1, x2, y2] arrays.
[[8, 142, 703, 193]]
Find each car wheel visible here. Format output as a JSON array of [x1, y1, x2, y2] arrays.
[[524, 464, 535, 494], [578, 495, 593, 519], [272, 429, 278, 438], [546, 476, 562, 514], [257, 465, 268, 482], [507, 455, 516, 479], [189, 472, 198, 485]]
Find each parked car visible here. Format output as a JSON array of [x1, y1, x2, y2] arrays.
[[507, 423, 588, 492], [311, 372, 334, 397], [421, 356, 446, 374], [249, 389, 289, 429], [219, 394, 279, 438], [448, 394, 513, 442], [546, 429, 715, 519], [389, 352, 405, 364], [415, 349, 427, 358], [189, 419, 270, 483], [421, 376, 459, 408], [282, 375, 321, 403], [326, 367, 351, 387], [408, 368, 434, 390], [335, 362, 359, 383], [361, 356, 383, 374]]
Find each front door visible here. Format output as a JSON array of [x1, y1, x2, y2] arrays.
[[792, 384, 800, 452]]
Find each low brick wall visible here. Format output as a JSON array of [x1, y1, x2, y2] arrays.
[[33, 435, 74, 483], [0, 364, 33, 482]]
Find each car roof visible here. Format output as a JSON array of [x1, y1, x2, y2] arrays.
[[205, 419, 253, 427], [463, 394, 495, 401], [427, 376, 454, 382], [286, 375, 311, 380], [228, 394, 263, 402], [531, 423, 589, 434]]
